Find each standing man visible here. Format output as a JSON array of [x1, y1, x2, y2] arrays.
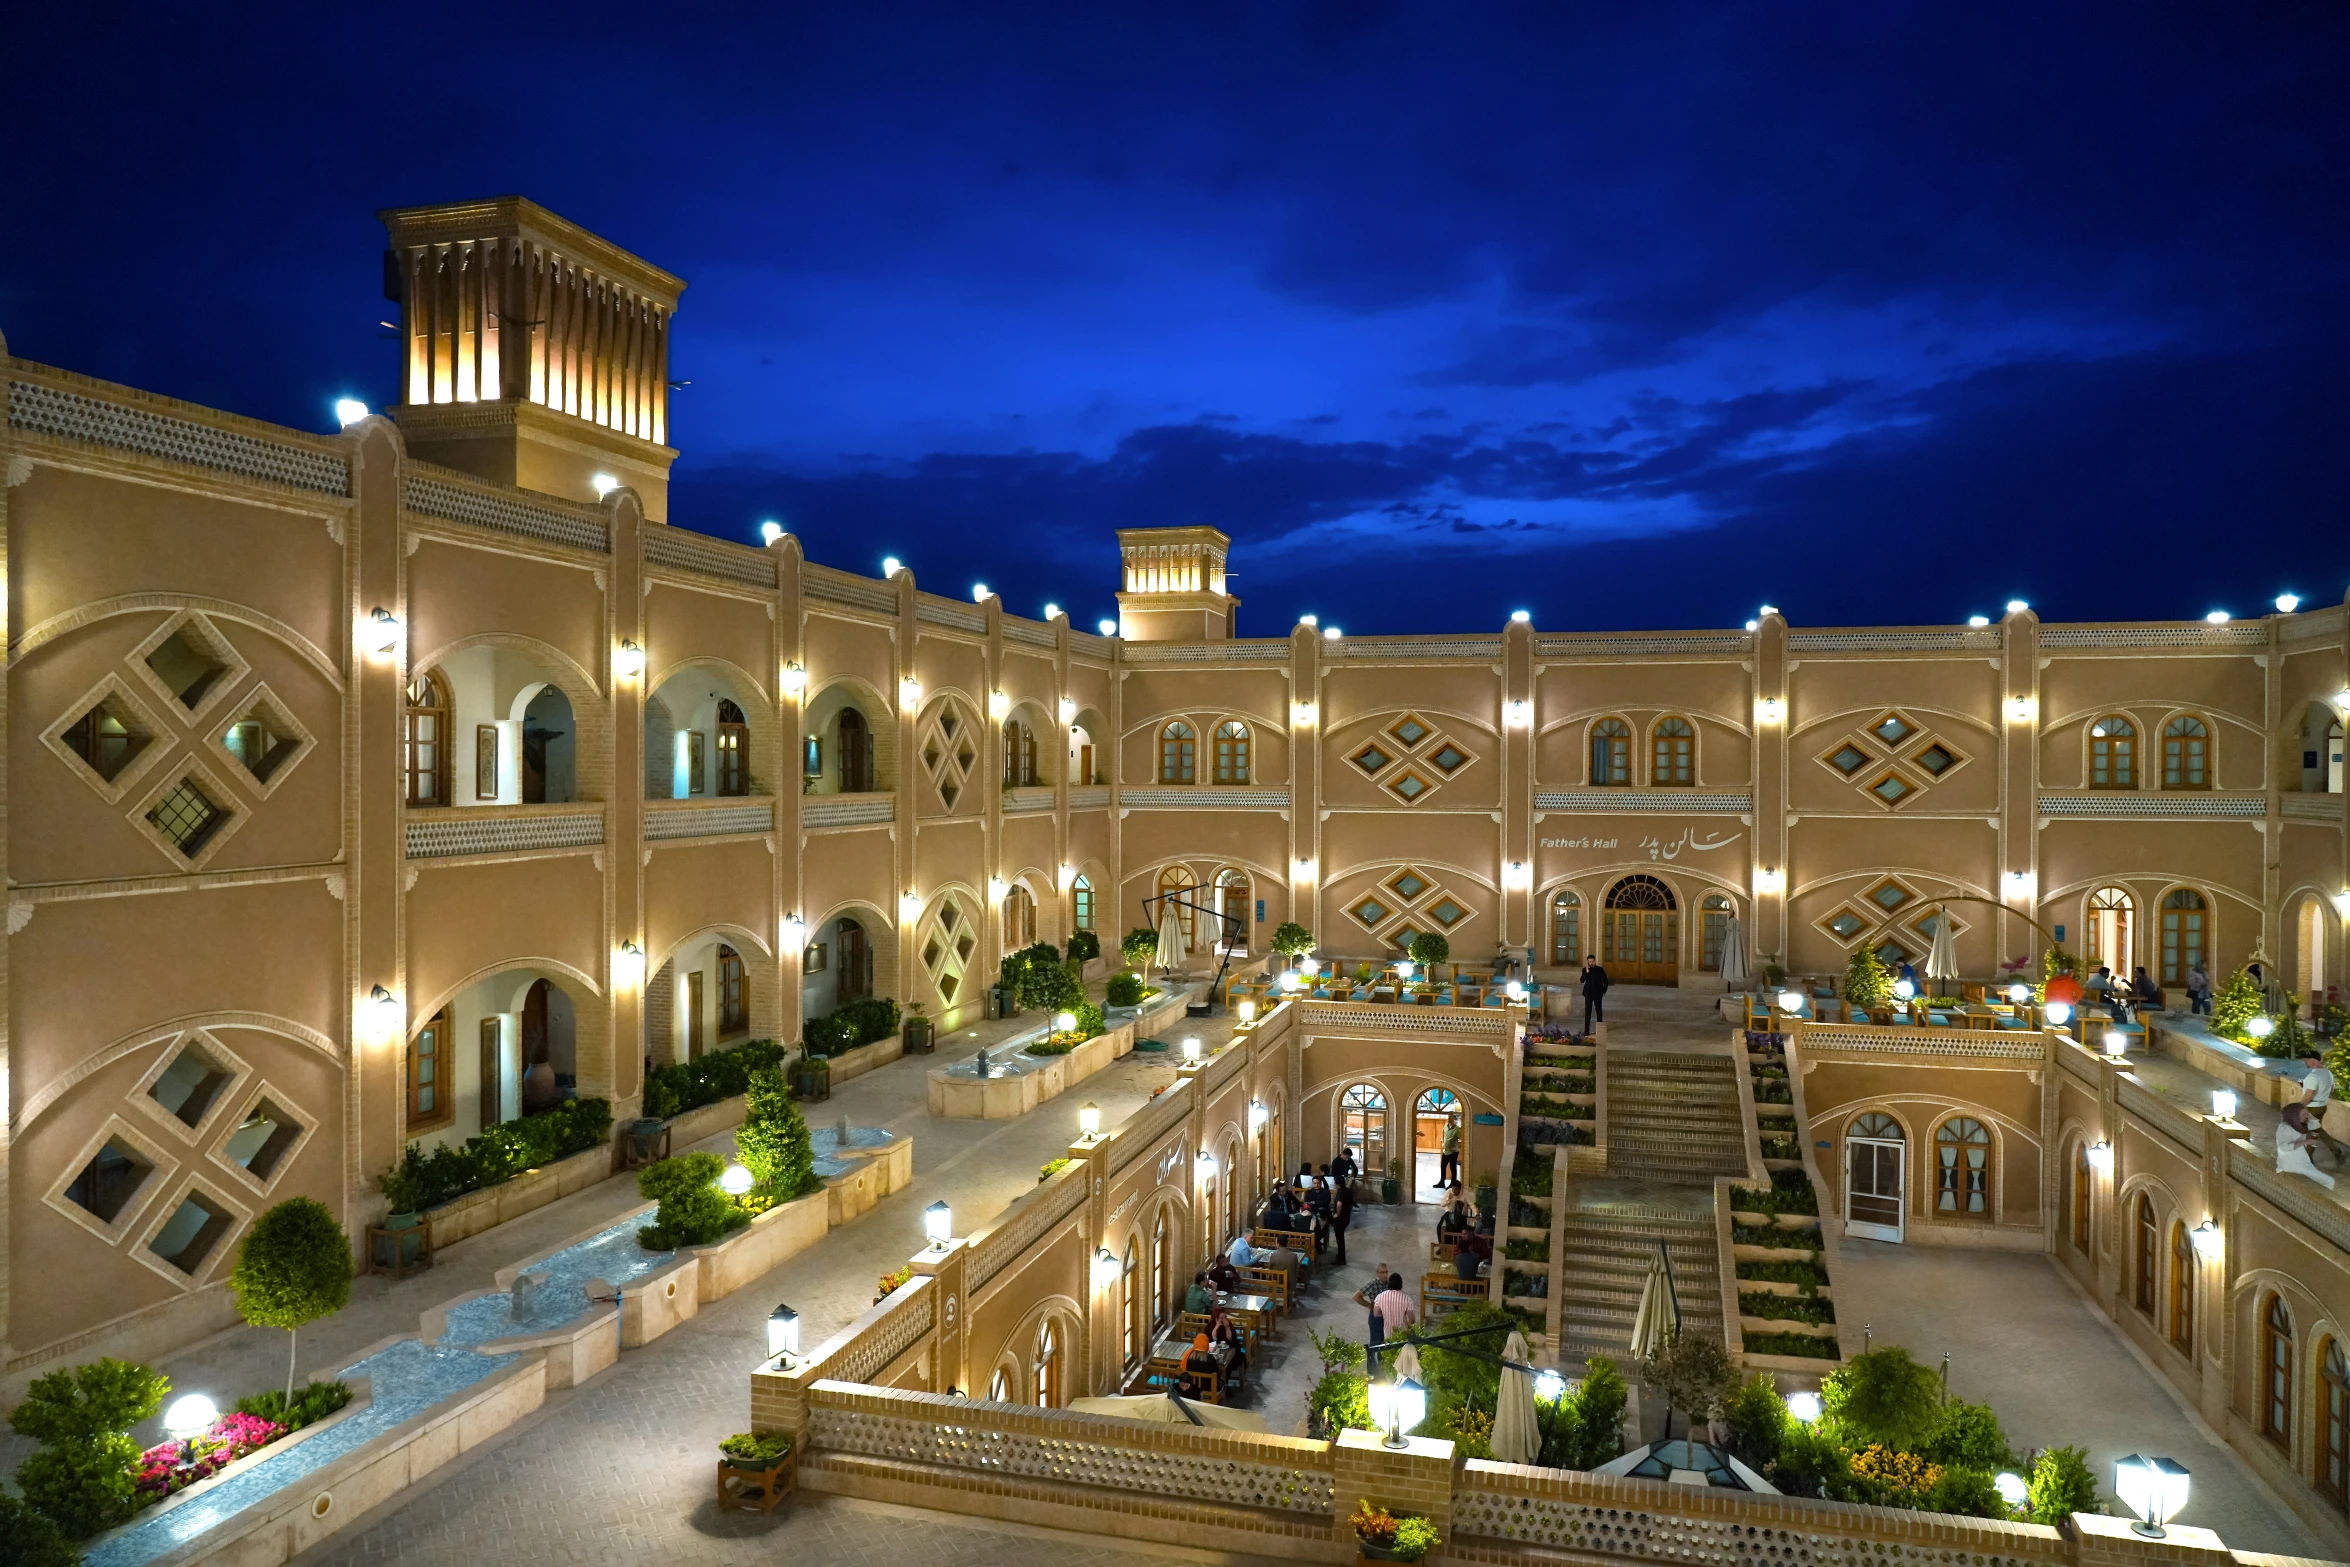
[[2186, 962, 2213, 1016], [1437, 1118, 1461, 1189], [1329, 1170, 1356, 1265], [1581, 953, 1611, 1035], [1373, 1270, 1419, 1345], [1355, 1265, 1394, 1345]]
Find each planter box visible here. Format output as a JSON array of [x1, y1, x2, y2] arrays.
[[822, 1134, 914, 1225], [821, 1033, 904, 1088], [926, 1020, 1133, 1119], [421, 1141, 615, 1254], [692, 1189, 831, 1299], [663, 1093, 751, 1150]]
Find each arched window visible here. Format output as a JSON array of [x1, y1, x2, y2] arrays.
[[1651, 716, 1694, 786], [1215, 870, 1251, 953], [1160, 721, 1196, 784], [2169, 1221, 2194, 1356], [1551, 891, 1582, 966], [2089, 716, 2136, 789], [1213, 721, 1251, 785], [717, 944, 748, 1035], [1934, 1117, 1992, 1219], [404, 672, 450, 807], [2133, 1194, 2157, 1313], [1073, 874, 1095, 933], [2071, 1140, 2092, 1254], [1590, 718, 1631, 786], [2163, 715, 2210, 790], [1151, 1208, 1171, 1333], [1034, 1317, 1062, 1408], [1223, 1142, 1240, 1243], [988, 1365, 1012, 1402], [2323, 1340, 2350, 1510], [836, 706, 873, 792], [1699, 895, 1733, 972], [2265, 1294, 2295, 1447], [1120, 1240, 1139, 1369], [1157, 865, 1198, 946], [2088, 888, 2135, 981], [1342, 1083, 1388, 1178], [2160, 889, 2207, 986], [715, 699, 748, 796]]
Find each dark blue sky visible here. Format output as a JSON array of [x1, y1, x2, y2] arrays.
[[6, 4, 2345, 633]]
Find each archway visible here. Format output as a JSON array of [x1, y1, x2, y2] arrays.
[[2295, 701, 2345, 794], [645, 662, 767, 799], [2088, 887, 2135, 982], [2298, 894, 2330, 1005], [803, 680, 889, 795], [519, 685, 575, 803], [1216, 869, 1253, 955], [803, 912, 876, 1022], [1413, 1087, 1462, 1203], [1339, 1083, 1388, 1188], [407, 966, 585, 1148], [1068, 707, 1106, 785], [1603, 874, 1679, 985]]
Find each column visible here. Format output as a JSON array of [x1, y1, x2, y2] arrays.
[[1999, 609, 2042, 965], [1290, 623, 1322, 938], [894, 567, 921, 1020], [353, 421, 406, 1233], [774, 535, 806, 1042], [1501, 618, 1536, 953], [608, 493, 647, 1116], [1752, 612, 1789, 959]]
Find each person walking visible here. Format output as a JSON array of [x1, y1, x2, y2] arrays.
[[2186, 962, 2213, 1016], [1306, 1174, 1333, 1253], [1356, 1266, 1395, 1345], [1329, 1172, 1356, 1265], [1437, 1118, 1461, 1188], [1581, 954, 1611, 1034], [1373, 1270, 1419, 1344]]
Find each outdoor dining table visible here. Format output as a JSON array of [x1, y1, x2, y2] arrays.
[[1213, 1291, 1277, 1346]]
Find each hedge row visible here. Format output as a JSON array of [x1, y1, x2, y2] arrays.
[[385, 1097, 614, 1211], [643, 1039, 784, 1119]]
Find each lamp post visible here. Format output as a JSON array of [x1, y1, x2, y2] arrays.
[[2114, 1454, 2190, 1538], [163, 1393, 217, 1464], [1079, 1103, 1102, 1142], [767, 1303, 800, 1364], [923, 1201, 953, 1251]]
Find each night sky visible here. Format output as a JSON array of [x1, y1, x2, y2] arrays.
[[6, 4, 2345, 634]]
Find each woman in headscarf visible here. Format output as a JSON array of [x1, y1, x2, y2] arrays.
[[1179, 1332, 1222, 1398], [1208, 1303, 1249, 1382]]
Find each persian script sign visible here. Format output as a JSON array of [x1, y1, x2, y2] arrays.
[[1540, 825, 1744, 863]]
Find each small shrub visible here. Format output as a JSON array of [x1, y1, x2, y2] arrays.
[[2209, 966, 2264, 1045], [734, 1063, 821, 1201], [1444, 1403, 1494, 1459], [1391, 1515, 1443, 1561], [1928, 1464, 2014, 1519], [0, 1491, 79, 1567], [876, 1265, 914, 1299], [719, 1431, 793, 1463], [233, 1380, 351, 1433], [1536, 1355, 1627, 1469], [1822, 1346, 1943, 1452], [380, 1098, 613, 1210], [2026, 1443, 2103, 1522], [1926, 1400, 2014, 1470], [1039, 1156, 1073, 1181], [10, 1358, 168, 1539], [1023, 1036, 1076, 1056], [1065, 929, 1101, 963], [636, 1151, 747, 1250], [643, 1039, 784, 1118], [1309, 1326, 1364, 1374], [1641, 1331, 1734, 1431], [1310, 1371, 1375, 1434], [1106, 970, 1146, 1007], [1721, 1372, 1789, 1469], [1269, 921, 1314, 959], [1840, 946, 1893, 1007]]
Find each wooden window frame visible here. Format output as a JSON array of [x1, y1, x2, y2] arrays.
[[404, 672, 451, 808], [2089, 716, 2136, 789], [2071, 1141, 2092, 1254], [1933, 1116, 1993, 1220], [1213, 720, 1251, 785], [2134, 1194, 2157, 1314], [2160, 889, 2208, 987], [1551, 892, 1582, 966], [2170, 1221, 2195, 1356], [2163, 715, 2211, 790], [1650, 716, 1695, 787], [2323, 1340, 2350, 1512], [407, 1007, 454, 1133], [1590, 718, 1631, 786], [1159, 722, 1196, 785], [716, 700, 748, 796], [717, 945, 748, 1036], [2265, 1294, 2295, 1447]]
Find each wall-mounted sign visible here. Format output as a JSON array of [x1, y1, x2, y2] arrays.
[[1540, 826, 1744, 863]]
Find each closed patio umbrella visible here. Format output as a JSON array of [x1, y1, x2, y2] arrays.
[[1719, 914, 1750, 988], [1492, 1330, 1541, 1465], [1924, 908, 1961, 990], [1629, 1242, 1680, 1363], [1153, 899, 1189, 972]]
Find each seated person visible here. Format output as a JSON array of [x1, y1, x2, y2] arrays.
[[1434, 1198, 1471, 1243], [1451, 1228, 1492, 1280], [1208, 1305, 1249, 1378], [2132, 967, 2164, 1013], [1262, 1187, 1297, 1232], [1179, 1334, 1221, 1398], [1225, 1232, 1262, 1269], [1265, 1240, 1307, 1297], [1206, 1255, 1241, 1294], [1183, 1271, 1215, 1315], [2279, 1102, 2339, 1190]]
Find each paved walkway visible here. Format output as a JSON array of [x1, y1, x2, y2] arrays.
[[1831, 1239, 2323, 1556]]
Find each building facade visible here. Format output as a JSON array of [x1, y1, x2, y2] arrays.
[[3, 199, 2346, 1419]]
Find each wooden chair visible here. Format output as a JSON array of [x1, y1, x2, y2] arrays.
[[1252, 1226, 1317, 1261], [1237, 1265, 1291, 1310], [1429, 1240, 1459, 1265], [1421, 1271, 1490, 1319]]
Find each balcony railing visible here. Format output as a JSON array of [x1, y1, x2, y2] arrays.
[[645, 797, 774, 840], [405, 803, 605, 860], [803, 793, 896, 829]]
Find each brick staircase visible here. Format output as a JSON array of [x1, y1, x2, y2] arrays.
[[1602, 1051, 1748, 1183], [1555, 1209, 1724, 1367]]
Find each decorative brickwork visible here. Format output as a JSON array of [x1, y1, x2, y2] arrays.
[[643, 525, 777, 587], [644, 801, 774, 840], [1116, 640, 1291, 664], [803, 795, 897, 828], [1537, 632, 1750, 655], [1119, 787, 1290, 810], [1788, 629, 2002, 651], [805, 565, 900, 614], [406, 472, 609, 552], [1002, 618, 1057, 648], [916, 596, 987, 633], [2038, 793, 2264, 819], [1537, 789, 1752, 813], [404, 809, 604, 859], [10, 378, 350, 495], [967, 1169, 1089, 1290]]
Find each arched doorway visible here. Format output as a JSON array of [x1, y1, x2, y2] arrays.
[[1845, 1111, 1905, 1242], [518, 978, 577, 1113], [1216, 870, 1252, 954], [1340, 1083, 1387, 1184], [836, 706, 873, 792], [836, 918, 871, 1003], [520, 685, 575, 803], [2298, 895, 2329, 1005], [1157, 864, 1199, 948], [1413, 1088, 1462, 1203], [1603, 874, 1679, 984], [1002, 884, 1036, 949]]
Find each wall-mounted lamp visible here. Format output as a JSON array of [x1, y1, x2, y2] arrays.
[[2001, 870, 2037, 903], [1502, 861, 1531, 890], [882, 556, 904, 578], [1091, 1247, 1119, 1290], [1058, 863, 1077, 890], [590, 473, 619, 498], [1505, 980, 1526, 1002], [369, 984, 404, 1041], [781, 662, 808, 699], [1967, 614, 1991, 627], [615, 941, 646, 987], [899, 890, 924, 922], [2086, 1139, 2114, 1173], [333, 398, 370, 428], [760, 520, 786, 545], [2334, 889, 2350, 920], [1776, 989, 1804, 1014], [988, 690, 1010, 721], [2190, 1218, 2223, 1259], [2007, 981, 2032, 1005], [1292, 701, 1318, 727], [1295, 856, 1318, 881], [1504, 699, 1532, 728], [987, 875, 1008, 900], [614, 640, 646, 680], [1753, 867, 1785, 896], [366, 607, 403, 657], [972, 582, 991, 603], [2203, 610, 2230, 625], [2043, 1000, 2073, 1026], [1043, 602, 1063, 621], [2005, 695, 2037, 724], [899, 676, 922, 713], [1195, 1150, 1218, 1177], [780, 914, 807, 953], [1322, 626, 1343, 640], [1248, 1100, 1269, 1132], [1754, 696, 1785, 726], [1058, 697, 1076, 724]]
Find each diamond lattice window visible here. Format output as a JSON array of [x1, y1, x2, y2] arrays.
[[145, 630, 229, 711], [217, 687, 311, 789], [1823, 909, 1867, 942], [1867, 772, 1913, 806], [1826, 743, 1873, 777], [920, 702, 979, 808], [920, 896, 974, 1004], [1871, 712, 1917, 746], [1427, 742, 1469, 775], [1866, 879, 1914, 913], [147, 1189, 234, 1276], [150, 1039, 235, 1128], [61, 699, 151, 782], [1388, 715, 1432, 749], [1350, 897, 1390, 930], [1386, 869, 1429, 903], [1912, 742, 1957, 777], [146, 778, 226, 856], [1391, 925, 1426, 955], [1427, 899, 1467, 928], [1386, 769, 1433, 803], [65, 1139, 155, 1224], [1350, 744, 1392, 776], [221, 1098, 303, 1182]]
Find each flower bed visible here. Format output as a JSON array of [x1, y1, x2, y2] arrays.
[[134, 1414, 283, 1504]]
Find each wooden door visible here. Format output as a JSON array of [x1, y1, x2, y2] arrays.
[[478, 1018, 503, 1129], [1602, 877, 1680, 983], [687, 731, 707, 795], [716, 722, 746, 795], [839, 922, 870, 1002], [522, 980, 549, 1066], [838, 709, 871, 791], [686, 970, 706, 1060], [1078, 742, 1095, 784]]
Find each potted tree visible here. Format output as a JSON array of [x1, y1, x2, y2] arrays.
[[991, 951, 1025, 1020], [1381, 1156, 1403, 1206], [715, 1430, 796, 1514], [373, 1159, 427, 1271], [902, 1000, 934, 1055], [230, 1199, 355, 1403], [1270, 921, 1315, 972], [1408, 931, 1451, 985]]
